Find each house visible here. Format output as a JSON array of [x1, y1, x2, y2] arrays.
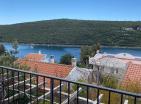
[[123, 27, 134, 31], [16, 53, 94, 87], [16, 53, 73, 87], [122, 62, 141, 87], [137, 26, 141, 31], [89, 52, 141, 84], [66, 67, 93, 82], [25, 53, 48, 62], [123, 26, 141, 31]]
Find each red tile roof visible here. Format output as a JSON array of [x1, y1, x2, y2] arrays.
[[16, 59, 73, 87], [25, 53, 45, 61], [122, 62, 141, 86], [17, 59, 72, 78]]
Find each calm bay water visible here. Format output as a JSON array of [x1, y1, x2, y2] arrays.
[[3, 43, 141, 63], [4, 43, 80, 63]]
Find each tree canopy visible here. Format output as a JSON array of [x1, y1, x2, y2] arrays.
[[60, 53, 74, 65], [0, 19, 141, 47], [0, 44, 5, 55], [80, 43, 100, 66]]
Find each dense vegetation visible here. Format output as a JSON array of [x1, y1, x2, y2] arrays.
[[60, 53, 74, 65], [0, 44, 16, 67], [0, 19, 141, 47], [80, 43, 100, 67]]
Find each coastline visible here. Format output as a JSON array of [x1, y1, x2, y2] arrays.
[[101, 46, 141, 49], [2, 42, 81, 48], [1, 42, 141, 49]]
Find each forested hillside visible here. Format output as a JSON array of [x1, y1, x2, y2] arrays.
[[0, 19, 141, 47]]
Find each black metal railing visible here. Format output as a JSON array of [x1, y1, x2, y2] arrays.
[[0, 66, 141, 104]]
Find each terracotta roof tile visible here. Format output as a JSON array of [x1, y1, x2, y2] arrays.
[[25, 53, 45, 61], [122, 63, 141, 86], [17, 59, 72, 78], [16, 53, 73, 87]]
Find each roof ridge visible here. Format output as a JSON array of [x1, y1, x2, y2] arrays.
[[128, 62, 141, 66], [18, 59, 72, 67]]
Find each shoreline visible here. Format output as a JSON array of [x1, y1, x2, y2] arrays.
[[1, 42, 141, 49], [101, 46, 141, 49]]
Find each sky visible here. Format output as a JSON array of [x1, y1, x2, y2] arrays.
[[0, 0, 141, 24]]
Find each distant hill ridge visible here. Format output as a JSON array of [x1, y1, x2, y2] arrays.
[[0, 19, 141, 47]]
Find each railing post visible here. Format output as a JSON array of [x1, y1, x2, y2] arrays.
[[77, 84, 79, 104], [43, 77, 46, 104], [50, 78, 54, 104], [87, 86, 89, 104], [108, 91, 111, 104], [0, 67, 5, 103], [59, 80, 62, 104], [36, 75, 39, 104], [7, 69, 10, 103], [97, 89, 100, 104], [30, 73, 32, 103], [68, 82, 70, 104], [121, 94, 123, 104], [134, 97, 136, 104], [12, 70, 15, 103], [23, 72, 26, 102], [18, 71, 20, 103]]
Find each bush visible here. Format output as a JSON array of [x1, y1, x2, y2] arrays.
[[60, 54, 74, 65], [0, 44, 5, 55], [101, 75, 118, 89]]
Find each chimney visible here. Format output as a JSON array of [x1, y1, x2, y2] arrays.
[[50, 55, 55, 63], [71, 58, 77, 67], [96, 50, 100, 54], [38, 50, 41, 54]]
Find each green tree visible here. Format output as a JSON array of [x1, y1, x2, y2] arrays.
[[60, 54, 74, 65], [80, 46, 92, 66], [80, 43, 101, 66], [0, 44, 5, 55], [11, 39, 19, 55], [0, 53, 15, 67], [0, 43, 17, 67], [0, 44, 16, 67]]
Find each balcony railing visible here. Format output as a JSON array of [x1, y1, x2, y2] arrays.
[[0, 66, 141, 104]]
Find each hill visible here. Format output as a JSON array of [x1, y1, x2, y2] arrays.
[[0, 19, 141, 47]]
